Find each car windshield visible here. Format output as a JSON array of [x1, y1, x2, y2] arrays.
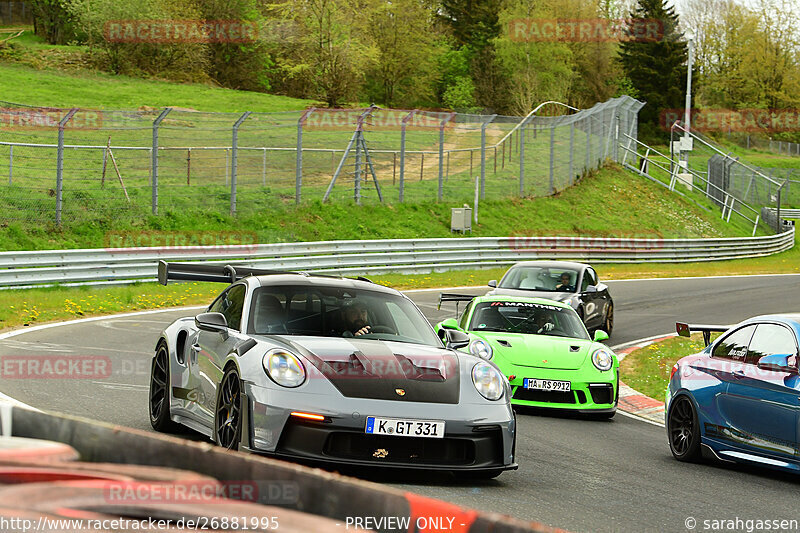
[[468, 301, 589, 340], [247, 285, 442, 347], [498, 266, 580, 293]]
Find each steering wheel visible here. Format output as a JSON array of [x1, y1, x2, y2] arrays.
[[368, 325, 396, 334]]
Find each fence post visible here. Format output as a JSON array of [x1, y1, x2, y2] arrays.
[[549, 122, 556, 195], [518, 114, 534, 196], [55, 108, 78, 227], [585, 120, 590, 172], [296, 108, 315, 204], [480, 115, 497, 202], [399, 110, 417, 203], [8, 145, 12, 185], [230, 111, 251, 216], [438, 113, 455, 202], [569, 120, 575, 184], [262, 148, 267, 187], [151, 108, 171, 215]]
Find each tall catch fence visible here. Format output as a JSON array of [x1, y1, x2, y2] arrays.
[[0, 96, 643, 227]]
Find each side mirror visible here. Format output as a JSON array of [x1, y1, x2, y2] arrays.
[[435, 318, 460, 340], [583, 285, 598, 294], [488, 280, 497, 288], [445, 329, 470, 350], [757, 354, 797, 373], [195, 312, 229, 339], [593, 330, 609, 342]]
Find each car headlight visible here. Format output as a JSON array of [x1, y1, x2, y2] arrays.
[[263, 349, 306, 387], [469, 339, 493, 360], [591, 347, 614, 372], [472, 362, 504, 401]]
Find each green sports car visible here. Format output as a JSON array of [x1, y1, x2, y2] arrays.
[[436, 294, 619, 418]]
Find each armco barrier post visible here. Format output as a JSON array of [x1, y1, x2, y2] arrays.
[[151, 108, 172, 215], [296, 108, 315, 204], [399, 110, 417, 202], [230, 111, 251, 216], [55, 108, 78, 227]]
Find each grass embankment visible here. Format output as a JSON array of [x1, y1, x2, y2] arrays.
[[0, 163, 763, 250], [620, 333, 721, 400]]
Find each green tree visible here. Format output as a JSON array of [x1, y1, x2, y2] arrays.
[[618, 0, 688, 136], [30, 0, 77, 44], [364, 0, 438, 107], [270, 0, 375, 107]]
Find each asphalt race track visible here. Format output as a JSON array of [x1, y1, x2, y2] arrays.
[[2, 274, 800, 532]]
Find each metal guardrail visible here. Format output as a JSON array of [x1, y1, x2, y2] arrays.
[[0, 229, 795, 288], [764, 208, 800, 218]]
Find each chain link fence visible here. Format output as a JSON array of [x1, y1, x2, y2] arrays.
[[0, 96, 643, 227]]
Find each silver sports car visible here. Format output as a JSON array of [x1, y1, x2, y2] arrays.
[[149, 262, 517, 478]]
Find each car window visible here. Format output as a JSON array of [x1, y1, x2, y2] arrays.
[[746, 324, 799, 365], [580, 269, 597, 292], [218, 284, 246, 331], [467, 301, 589, 340], [712, 325, 756, 362], [247, 285, 441, 346], [458, 301, 474, 329], [499, 267, 579, 293]]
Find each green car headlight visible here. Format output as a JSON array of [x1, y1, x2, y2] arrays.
[[263, 348, 306, 387], [472, 362, 504, 401], [469, 339, 493, 360], [591, 347, 614, 372]]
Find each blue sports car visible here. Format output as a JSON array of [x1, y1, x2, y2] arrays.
[[666, 314, 800, 472]]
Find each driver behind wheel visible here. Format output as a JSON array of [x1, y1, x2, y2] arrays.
[[342, 301, 372, 337], [534, 310, 556, 335]]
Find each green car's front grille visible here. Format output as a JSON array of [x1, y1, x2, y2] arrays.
[[512, 388, 576, 404]]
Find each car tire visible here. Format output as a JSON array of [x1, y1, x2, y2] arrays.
[[215, 367, 243, 450], [603, 303, 614, 336], [667, 395, 702, 462], [149, 342, 179, 433], [453, 469, 503, 480]]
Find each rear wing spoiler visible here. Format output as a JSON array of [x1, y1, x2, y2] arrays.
[[676, 322, 730, 347], [158, 260, 298, 286], [437, 293, 476, 309]]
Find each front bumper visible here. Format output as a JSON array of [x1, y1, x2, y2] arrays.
[[507, 366, 618, 411], [241, 382, 516, 472]]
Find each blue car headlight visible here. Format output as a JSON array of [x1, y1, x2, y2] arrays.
[[263, 348, 306, 387], [472, 362, 504, 401]]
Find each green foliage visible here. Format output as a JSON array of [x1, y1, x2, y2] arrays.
[[65, 0, 210, 81], [442, 76, 476, 111], [30, 0, 78, 44]]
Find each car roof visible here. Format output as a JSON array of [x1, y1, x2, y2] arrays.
[[250, 273, 400, 295], [746, 314, 800, 328], [472, 294, 573, 309], [506, 260, 588, 270]]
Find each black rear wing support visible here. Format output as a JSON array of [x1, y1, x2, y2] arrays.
[[676, 322, 730, 347], [437, 293, 476, 318]]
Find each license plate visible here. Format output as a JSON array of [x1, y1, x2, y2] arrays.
[[523, 378, 571, 392], [365, 417, 445, 439]]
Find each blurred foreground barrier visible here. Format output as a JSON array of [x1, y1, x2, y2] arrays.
[[5, 406, 564, 533], [0, 229, 795, 288]]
